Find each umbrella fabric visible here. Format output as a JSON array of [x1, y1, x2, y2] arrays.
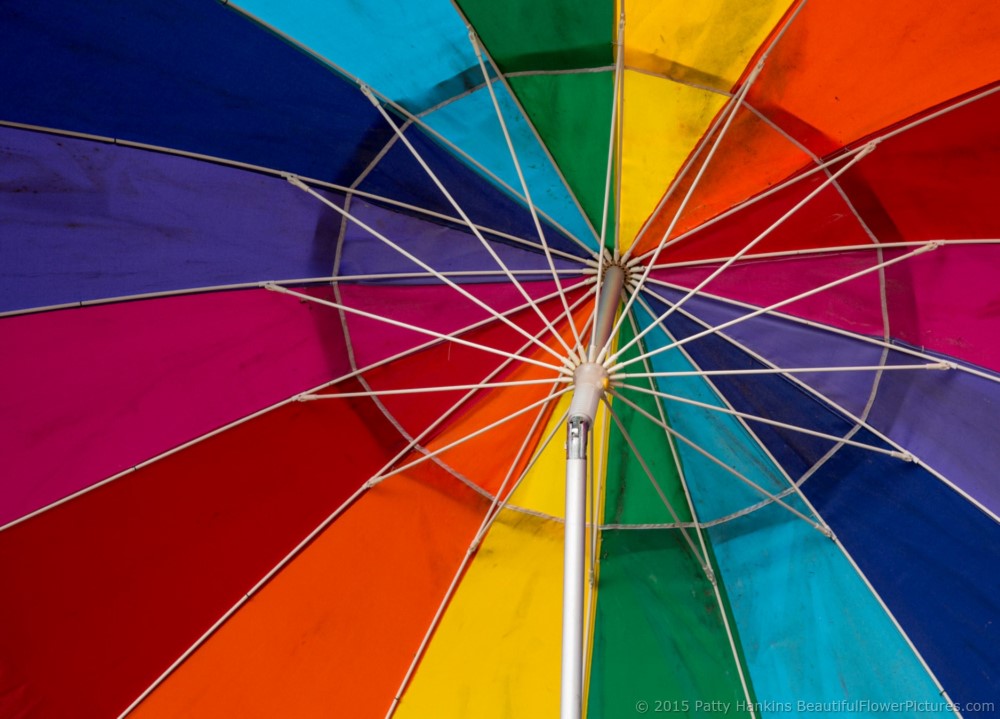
[[1, 1, 998, 718]]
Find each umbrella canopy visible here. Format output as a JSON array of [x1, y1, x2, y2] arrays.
[[1, 1, 998, 717]]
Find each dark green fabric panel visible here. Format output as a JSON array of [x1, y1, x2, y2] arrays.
[[605, 315, 689, 525], [457, 0, 613, 73], [587, 529, 753, 718], [508, 72, 614, 240]]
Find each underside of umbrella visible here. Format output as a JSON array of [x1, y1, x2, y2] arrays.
[[1, 1, 998, 718]]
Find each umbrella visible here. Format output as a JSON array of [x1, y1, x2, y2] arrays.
[[1, 0, 998, 717]]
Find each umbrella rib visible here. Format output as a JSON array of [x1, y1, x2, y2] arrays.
[[618, 309, 759, 718], [283, 176, 577, 370], [359, 88, 580, 362], [608, 143, 878, 368], [600, 396, 713, 580], [298, 378, 569, 399], [615, 383, 909, 460], [469, 32, 588, 359], [612, 363, 953, 379], [598, 61, 766, 365], [609, 241, 941, 374], [643, 238, 1000, 272], [611, 8, 626, 261], [637, 289, 1000, 527], [0, 270, 594, 320], [385, 399, 568, 718]]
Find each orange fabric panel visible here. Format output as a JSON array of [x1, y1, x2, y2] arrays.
[[130, 466, 489, 718], [747, 0, 999, 156], [634, 106, 813, 257]]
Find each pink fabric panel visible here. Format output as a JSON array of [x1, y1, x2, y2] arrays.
[[653, 252, 886, 337], [339, 280, 575, 368], [0, 287, 348, 525], [884, 243, 1000, 372]]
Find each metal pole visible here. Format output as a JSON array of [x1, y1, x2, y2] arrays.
[[561, 417, 588, 719], [561, 264, 625, 719]]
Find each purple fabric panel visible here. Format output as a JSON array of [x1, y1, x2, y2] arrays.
[[0, 288, 349, 526], [0, 127, 343, 312], [647, 286, 1000, 517], [337, 198, 579, 280], [647, 285, 885, 417], [339, 280, 567, 368]]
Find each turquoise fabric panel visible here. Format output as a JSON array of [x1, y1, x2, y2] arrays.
[[421, 83, 597, 249], [232, 0, 481, 113], [632, 306, 793, 521], [708, 503, 954, 718]]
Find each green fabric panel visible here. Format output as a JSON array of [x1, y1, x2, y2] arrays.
[[508, 72, 614, 242], [587, 530, 753, 718], [456, 0, 613, 73], [604, 315, 689, 525]]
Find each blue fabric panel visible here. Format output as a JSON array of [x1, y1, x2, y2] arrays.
[[708, 503, 958, 718], [804, 447, 1000, 714], [232, 0, 484, 114], [338, 198, 579, 282], [358, 126, 586, 259], [0, 127, 343, 311], [421, 83, 597, 249], [0, 0, 393, 187]]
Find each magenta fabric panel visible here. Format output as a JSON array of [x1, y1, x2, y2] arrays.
[[0, 288, 349, 526], [339, 280, 577, 368], [883, 243, 1000, 372], [652, 251, 886, 338]]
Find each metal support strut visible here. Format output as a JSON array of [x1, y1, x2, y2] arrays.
[[561, 265, 625, 719]]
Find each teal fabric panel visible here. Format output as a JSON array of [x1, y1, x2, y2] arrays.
[[232, 0, 482, 113], [708, 504, 955, 718], [421, 83, 597, 250]]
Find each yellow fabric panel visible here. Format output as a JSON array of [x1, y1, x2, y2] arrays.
[[623, 0, 794, 90], [619, 71, 726, 252], [394, 509, 574, 718]]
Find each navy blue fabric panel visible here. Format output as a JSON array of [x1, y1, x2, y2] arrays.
[[0, 0, 393, 186], [804, 448, 1000, 714], [359, 126, 586, 259]]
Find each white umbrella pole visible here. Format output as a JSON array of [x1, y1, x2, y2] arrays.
[[561, 265, 625, 719]]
